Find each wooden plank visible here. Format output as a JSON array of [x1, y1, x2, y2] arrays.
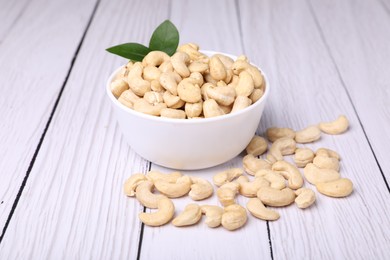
[[139, 0, 272, 259], [0, 0, 30, 41], [0, 0, 169, 258], [309, 0, 390, 183], [239, 0, 390, 259], [0, 0, 96, 230]]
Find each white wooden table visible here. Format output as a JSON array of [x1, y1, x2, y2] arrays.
[[1, 0, 389, 259]]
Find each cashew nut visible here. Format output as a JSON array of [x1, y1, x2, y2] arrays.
[[232, 60, 263, 89], [203, 99, 225, 118], [313, 155, 340, 171], [171, 51, 190, 78], [294, 188, 316, 209], [231, 96, 252, 113], [235, 71, 254, 97], [139, 197, 175, 227], [266, 127, 296, 142], [295, 125, 321, 143], [294, 148, 315, 168], [272, 161, 303, 189], [110, 79, 129, 98], [127, 62, 151, 97], [255, 169, 286, 190], [184, 101, 203, 118], [316, 178, 353, 198], [172, 204, 202, 227], [146, 171, 182, 183], [118, 89, 140, 109], [319, 115, 349, 135], [247, 198, 280, 221], [214, 54, 234, 69], [303, 163, 340, 185], [158, 60, 173, 73], [177, 43, 203, 60], [189, 177, 214, 201], [151, 79, 164, 92], [242, 154, 272, 175], [133, 99, 167, 116], [269, 137, 297, 161], [159, 71, 179, 95], [213, 168, 243, 186], [205, 85, 236, 106], [316, 148, 341, 160], [162, 91, 185, 109], [123, 173, 147, 196], [210, 55, 227, 81], [217, 182, 240, 206], [177, 81, 202, 103], [143, 65, 162, 81], [154, 175, 192, 198], [143, 91, 164, 105], [142, 51, 170, 67], [135, 180, 166, 208], [245, 135, 268, 156], [221, 204, 247, 231], [160, 108, 186, 119], [257, 187, 296, 207], [188, 60, 209, 73], [201, 205, 224, 228], [236, 176, 270, 197], [249, 88, 264, 103]]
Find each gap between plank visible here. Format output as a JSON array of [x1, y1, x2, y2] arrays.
[[306, 0, 390, 194], [0, 0, 102, 244]]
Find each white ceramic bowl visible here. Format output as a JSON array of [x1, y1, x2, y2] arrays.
[[106, 51, 270, 170]]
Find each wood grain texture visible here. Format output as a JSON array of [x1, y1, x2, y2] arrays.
[[309, 0, 390, 182], [139, 1, 271, 259], [0, 0, 30, 41], [0, 0, 169, 258], [239, 0, 390, 258], [0, 0, 96, 230]]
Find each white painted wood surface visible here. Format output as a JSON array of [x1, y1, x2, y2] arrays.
[[0, 0, 97, 229], [0, 0, 389, 259]]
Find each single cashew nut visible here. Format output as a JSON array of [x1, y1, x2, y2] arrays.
[[110, 79, 129, 98], [242, 154, 272, 175], [269, 137, 296, 161], [133, 99, 167, 116], [257, 187, 296, 207], [159, 60, 174, 73], [214, 54, 234, 69], [319, 115, 349, 135], [188, 60, 209, 73], [237, 176, 270, 197], [171, 52, 190, 78], [272, 161, 304, 189], [189, 177, 214, 201], [146, 171, 182, 183], [185, 101, 203, 118], [316, 148, 341, 160], [177, 43, 203, 60], [142, 51, 170, 67], [160, 108, 186, 119], [154, 175, 192, 198], [203, 99, 225, 118], [205, 85, 236, 106], [295, 125, 321, 143], [172, 204, 202, 227], [249, 88, 264, 103], [232, 60, 263, 88], [231, 96, 252, 113], [294, 148, 315, 168], [221, 204, 247, 231], [118, 89, 140, 109], [162, 91, 185, 108], [187, 72, 204, 86], [217, 182, 240, 207], [213, 168, 243, 186], [303, 163, 340, 185], [210, 55, 227, 81], [123, 173, 147, 196], [177, 81, 202, 103], [255, 169, 286, 190], [135, 181, 166, 208], [316, 178, 353, 198], [294, 188, 316, 209], [139, 197, 175, 227], [245, 135, 268, 156], [236, 71, 255, 97], [127, 62, 151, 97], [266, 127, 296, 142], [247, 198, 280, 221], [313, 155, 340, 171], [201, 205, 224, 228], [143, 91, 164, 105], [159, 71, 178, 95]]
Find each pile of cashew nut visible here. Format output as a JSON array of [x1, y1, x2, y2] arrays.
[[124, 114, 353, 230], [111, 43, 265, 119]]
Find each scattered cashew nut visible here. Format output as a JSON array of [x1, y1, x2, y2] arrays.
[[319, 115, 349, 135], [294, 188, 316, 209], [172, 203, 202, 227], [316, 178, 353, 198], [247, 198, 280, 221], [139, 197, 175, 227]]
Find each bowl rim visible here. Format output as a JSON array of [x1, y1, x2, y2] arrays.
[[106, 50, 270, 124]]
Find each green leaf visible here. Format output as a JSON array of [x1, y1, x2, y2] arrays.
[[106, 43, 151, 61], [149, 20, 179, 56]]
